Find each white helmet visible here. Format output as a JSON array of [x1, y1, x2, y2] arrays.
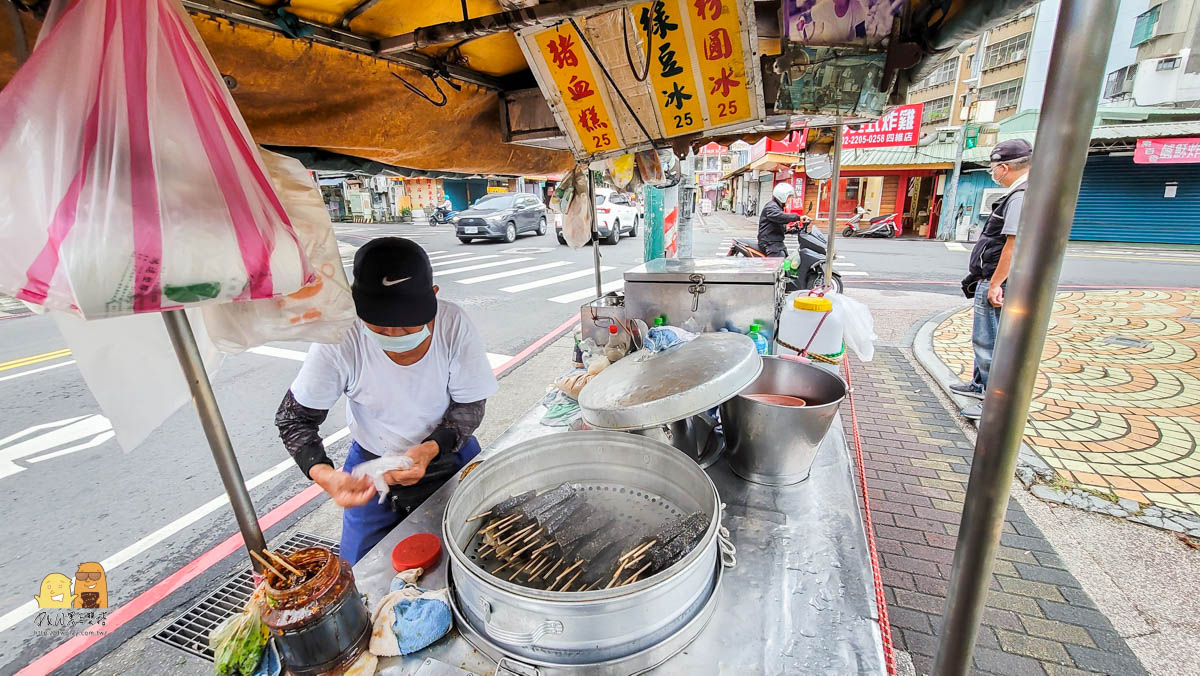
[[772, 182, 794, 203]]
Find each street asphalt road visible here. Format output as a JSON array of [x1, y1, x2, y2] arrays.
[[1, 211, 1198, 673]]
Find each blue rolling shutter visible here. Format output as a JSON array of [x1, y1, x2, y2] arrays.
[[1069, 154, 1200, 244]]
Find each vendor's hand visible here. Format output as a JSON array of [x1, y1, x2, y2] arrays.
[[310, 465, 375, 508], [384, 441, 440, 486], [987, 283, 1005, 307]]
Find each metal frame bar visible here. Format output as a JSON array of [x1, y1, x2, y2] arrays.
[[377, 0, 643, 55], [824, 122, 843, 287], [162, 310, 267, 571], [932, 1, 1119, 672], [180, 0, 505, 91]]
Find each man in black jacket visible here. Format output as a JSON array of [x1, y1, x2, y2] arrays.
[[953, 139, 1033, 420], [757, 183, 806, 257]]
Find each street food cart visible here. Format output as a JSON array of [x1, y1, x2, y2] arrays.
[[0, 0, 1121, 674]]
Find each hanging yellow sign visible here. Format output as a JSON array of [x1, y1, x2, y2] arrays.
[[633, 1, 705, 136], [685, 0, 754, 127], [532, 24, 621, 154]]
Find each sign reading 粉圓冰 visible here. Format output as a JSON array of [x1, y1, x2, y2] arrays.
[[841, 104, 923, 149]]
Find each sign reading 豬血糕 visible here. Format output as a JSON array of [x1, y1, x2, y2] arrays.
[[841, 104, 923, 149], [1133, 137, 1200, 164], [519, 1, 762, 158], [532, 23, 622, 154]]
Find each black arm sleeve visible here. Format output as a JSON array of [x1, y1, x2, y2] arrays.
[[423, 399, 487, 455], [762, 202, 801, 226], [275, 390, 333, 480]]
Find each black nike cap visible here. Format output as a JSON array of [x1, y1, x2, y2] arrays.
[[351, 237, 436, 327]]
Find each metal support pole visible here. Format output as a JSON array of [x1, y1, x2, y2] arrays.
[[932, 1, 1118, 673], [162, 309, 267, 570], [588, 168, 602, 297], [678, 184, 695, 258], [823, 122, 843, 288], [940, 127, 967, 240]]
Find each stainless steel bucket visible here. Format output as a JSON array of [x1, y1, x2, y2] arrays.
[[442, 431, 726, 665], [719, 357, 847, 485]]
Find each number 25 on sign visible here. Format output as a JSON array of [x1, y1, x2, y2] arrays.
[[533, 26, 620, 154]]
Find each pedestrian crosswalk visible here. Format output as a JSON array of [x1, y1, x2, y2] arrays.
[[713, 238, 867, 276]]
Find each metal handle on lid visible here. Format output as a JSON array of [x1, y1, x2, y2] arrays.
[[717, 502, 737, 568], [477, 596, 563, 646], [495, 656, 542, 676]]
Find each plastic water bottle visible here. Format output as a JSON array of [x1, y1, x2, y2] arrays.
[[604, 324, 629, 362], [748, 323, 769, 355]]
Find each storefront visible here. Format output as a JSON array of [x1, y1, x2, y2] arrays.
[[799, 151, 951, 237]]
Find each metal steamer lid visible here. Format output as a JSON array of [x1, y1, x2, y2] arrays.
[[580, 332, 762, 430]]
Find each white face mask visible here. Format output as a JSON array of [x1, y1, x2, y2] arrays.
[[367, 325, 431, 354], [989, 165, 1003, 184]]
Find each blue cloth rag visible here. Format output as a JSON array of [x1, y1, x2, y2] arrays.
[[391, 596, 453, 655], [643, 326, 696, 353]]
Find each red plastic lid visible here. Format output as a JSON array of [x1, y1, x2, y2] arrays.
[[392, 533, 442, 572]]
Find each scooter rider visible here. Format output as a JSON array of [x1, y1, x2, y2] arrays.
[[758, 183, 806, 258]]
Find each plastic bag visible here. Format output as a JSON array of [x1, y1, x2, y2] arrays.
[[352, 455, 416, 504], [0, 0, 312, 319], [827, 291, 877, 362], [210, 585, 269, 676], [202, 149, 356, 350], [560, 165, 594, 249], [605, 154, 636, 190]]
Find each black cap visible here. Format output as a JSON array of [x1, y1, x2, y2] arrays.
[[351, 237, 436, 327], [989, 139, 1033, 163]]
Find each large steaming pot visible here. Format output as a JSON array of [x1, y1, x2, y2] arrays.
[[442, 432, 730, 667]]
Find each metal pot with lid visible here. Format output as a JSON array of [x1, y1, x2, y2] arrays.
[[579, 332, 762, 467]]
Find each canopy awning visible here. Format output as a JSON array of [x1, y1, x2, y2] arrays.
[[723, 153, 799, 181]]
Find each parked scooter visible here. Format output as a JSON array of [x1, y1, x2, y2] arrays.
[[432, 206, 457, 226], [842, 207, 899, 238], [728, 216, 844, 293]]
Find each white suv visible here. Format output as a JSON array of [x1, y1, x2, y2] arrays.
[[556, 187, 640, 245]]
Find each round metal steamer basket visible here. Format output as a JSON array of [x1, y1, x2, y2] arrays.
[[442, 431, 722, 666]]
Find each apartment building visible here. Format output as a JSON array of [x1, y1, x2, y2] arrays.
[[1105, 0, 1200, 106], [906, 7, 1037, 135]]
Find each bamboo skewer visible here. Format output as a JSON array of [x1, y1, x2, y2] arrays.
[[541, 558, 564, 581], [265, 550, 303, 577], [498, 524, 536, 547], [554, 559, 584, 584], [250, 551, 286, 581], [561, 569, 583, 592], [481, 514, 520, 534], [620, 540, 655, 563], [620, 562, 653, 586], [510, 539, 542, 559], [521, 527, 544, 544], [531, 541, 556, 557], [465, 509, 492, 522]]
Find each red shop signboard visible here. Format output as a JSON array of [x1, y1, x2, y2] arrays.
[[1133, 137, 1200, 164], [842, 103, 923, 149]]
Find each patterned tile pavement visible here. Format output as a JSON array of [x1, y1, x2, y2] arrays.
[[844, 349, 1145, 675], [932, 290, 1200, 516]]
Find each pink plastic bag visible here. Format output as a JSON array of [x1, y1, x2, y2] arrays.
[[0, 0, 312, 318]]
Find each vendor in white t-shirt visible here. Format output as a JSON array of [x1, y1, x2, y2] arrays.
[[275, 237, 498, 563]]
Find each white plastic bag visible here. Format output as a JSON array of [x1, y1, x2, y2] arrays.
[[352, 455, 416, 504], [0, 0, 312, 319], [555, 165, 593, 249], [202, 149, 356, 351], [827, 291, 877, 362]]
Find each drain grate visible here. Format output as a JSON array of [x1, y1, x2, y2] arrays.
[[1101, 335, 1150, 349], [152, 532, 339, 662]]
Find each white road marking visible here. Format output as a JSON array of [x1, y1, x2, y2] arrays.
[[0, 359, 76, 383], [486, 353, 512, 368], [26, 430, 116, 463], [0, 427, 351, 634], [837, 271, 870, 276], [548, 279, 624, 304], [501, 267, 615, 293], [434, 257, 535, 276], [0, 414, 113, 479], [431, 255, 497, 267], [833, 262, 856, 267], [945, 242, 968, 252], [426, 252, 475, 262], [455, 261, 572, 284], [248, 346, 308, 362]]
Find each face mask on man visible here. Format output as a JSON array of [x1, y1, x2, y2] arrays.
[[989, 164, 1003, 184], [366, 325, 431, 353]]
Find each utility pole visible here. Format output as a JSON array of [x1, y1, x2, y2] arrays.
[[939, 30, 989, 241]]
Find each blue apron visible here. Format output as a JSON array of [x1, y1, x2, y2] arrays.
[[340, 437, 481, 564]]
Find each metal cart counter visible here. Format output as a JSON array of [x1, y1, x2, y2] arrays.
[[353, 404, 886, 675]]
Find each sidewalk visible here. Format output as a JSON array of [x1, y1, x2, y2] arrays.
[[844, 349, 1146, 676], [928, 290, 1200, 523]]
